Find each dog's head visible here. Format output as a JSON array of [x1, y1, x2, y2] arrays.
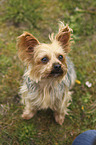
[[17, 22, 72, 82]]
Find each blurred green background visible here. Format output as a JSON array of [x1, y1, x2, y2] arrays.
[[0, 0, 96, 144]]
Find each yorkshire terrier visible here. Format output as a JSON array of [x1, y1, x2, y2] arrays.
[[17, 22, 76, 125]]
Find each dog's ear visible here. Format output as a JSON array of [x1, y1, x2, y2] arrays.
[[17, 32, 39, 64], [55, 23, 72, 53]]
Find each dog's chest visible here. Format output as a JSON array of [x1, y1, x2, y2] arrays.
[[41, 87, 51, 109]]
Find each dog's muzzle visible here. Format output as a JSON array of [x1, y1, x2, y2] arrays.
[[49, 63, 63, 77]]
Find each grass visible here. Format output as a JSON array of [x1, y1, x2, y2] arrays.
[[0, 0, 96, 144], [2, 0, 42, 28]]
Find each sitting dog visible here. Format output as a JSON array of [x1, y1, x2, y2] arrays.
[[17, 22, 76, 125]]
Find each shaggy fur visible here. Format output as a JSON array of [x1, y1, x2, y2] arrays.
[[17, 22, 76, 125]]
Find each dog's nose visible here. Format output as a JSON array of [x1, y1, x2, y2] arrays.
[[53, 63, 61, 71]]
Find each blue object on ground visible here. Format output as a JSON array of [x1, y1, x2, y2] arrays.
[[72, 130, 96, 145]]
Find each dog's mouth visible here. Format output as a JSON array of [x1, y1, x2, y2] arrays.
[[49, 69, 64, 77]]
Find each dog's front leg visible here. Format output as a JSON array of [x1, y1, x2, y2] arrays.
[[54, 90, 71, 125], [54, 112, 65, 125], [21, 99, 37, 120]]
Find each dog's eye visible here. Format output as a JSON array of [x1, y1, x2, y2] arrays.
[[58, 55, 63, 61], [41, 57, 49, 63]]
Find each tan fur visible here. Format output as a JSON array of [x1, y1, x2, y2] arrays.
[[29, 40, 67, 82], [17, 22, 76, 125], [17, 32, 40, 65]]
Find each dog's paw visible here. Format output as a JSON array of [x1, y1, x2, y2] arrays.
[[22, 111, 35, 120], [54, 112, 65, 125]]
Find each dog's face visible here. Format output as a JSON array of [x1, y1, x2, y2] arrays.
[[17, 23, 72, 82], [32, 41, 67, 81]]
